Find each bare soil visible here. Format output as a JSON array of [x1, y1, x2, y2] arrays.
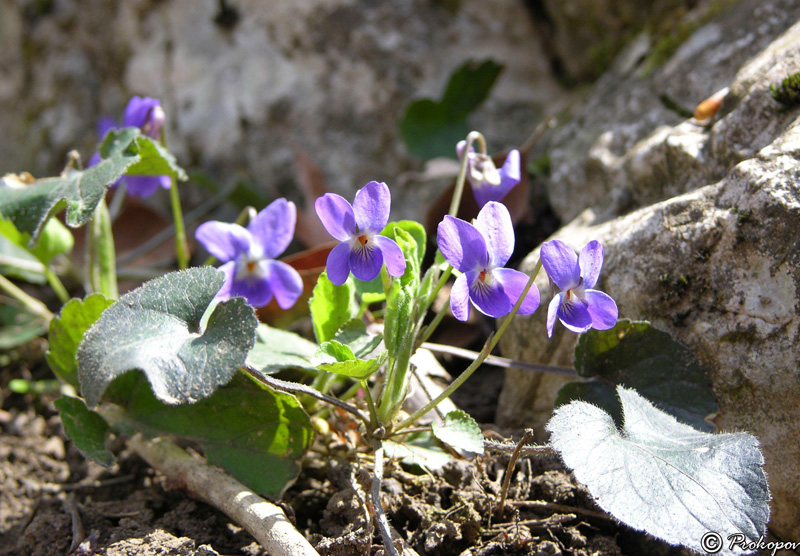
[[0, 349, 701, 556]]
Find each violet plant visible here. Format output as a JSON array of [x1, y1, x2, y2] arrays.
[[0, 103, 771, 556]]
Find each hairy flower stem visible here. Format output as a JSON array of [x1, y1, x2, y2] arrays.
[[395, 260, 542, 432], [419, 264, 452, 320], [361, 380, 380, 432], [87, 198, 118, 299], [448, 131, 486, 218], [0, 274, 53, 322], [168, 176, 190, 270], [417, 297, 449, 346], [377, 333, 414, 423], [159, 132, 190, 270], [377, 266, 413, 423]]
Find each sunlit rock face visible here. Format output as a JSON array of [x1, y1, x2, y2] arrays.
[[540, 0, 800, 225], [499, 8, 800, 540], [0, 0, 564, 219]]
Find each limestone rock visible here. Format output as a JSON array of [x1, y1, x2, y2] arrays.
[[542, 0, 800, 224], [537, 0, 693, 81], [0, 0, 562, 219], [500, 74, 800, 551], [499, 2, 800, 540]]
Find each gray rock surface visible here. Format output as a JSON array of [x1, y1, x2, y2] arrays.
[[538, 0, 693, 81], [498, 8, 800, 541], [0, 0, 562, 219], [542, 0, 800, 224]]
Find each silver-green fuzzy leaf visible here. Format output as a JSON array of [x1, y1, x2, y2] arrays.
[[547, 386, 770, 555]]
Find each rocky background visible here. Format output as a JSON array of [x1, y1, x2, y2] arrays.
[[496, 0, 800, 542], [2, 0, 799, 545]]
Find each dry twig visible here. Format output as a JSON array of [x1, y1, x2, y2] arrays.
[[127, 433, 319, 556]]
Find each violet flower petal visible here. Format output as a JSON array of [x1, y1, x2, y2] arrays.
[[266, 260, 304, 309], [349, 243, 384, 282], [456, 140, 470, 160], [492, 268, 539, 315], [450, 272, 471, 322], [97, 116, 117, 139], [315, 193, 356, 242], [585, 289, 618, 330], [471, 183, 494, 209], [325, 242, 352, 286], [497, 149, 521, 197], [214, 261, 237, 302], [195, 222, 252, 262], [557, 295, 592, 333], [546, 294, 561, 338], [475, 201, 514, 268], [373, 235, 406, 278], [88, 152, 102, 168], [124, 175, 170, 197], [230, 268, 273, 307], [437, 216, 487, 273], [469, 272, 512, 318], [352, 181, 390, 233], [541, 240, 581, 291], [579, 240, 604, 290], [248, 198, 296, 258], [123, 96, 161, 130]]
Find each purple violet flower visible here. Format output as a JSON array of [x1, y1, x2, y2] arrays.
[[457, 141, 521, 208], [437, 201, 539, 321], [89, 96, 171, 198], [540, 239, 618, 337], [195, 198, 303, 309], [123, 96, 166, 139], [315, 181, 407, 286]]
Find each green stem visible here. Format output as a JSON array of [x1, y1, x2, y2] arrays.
[[158, 130, 190, 270], [380, 265, 392, 297], [339, 380, 364, 402], [361, 380, 380, 432], [44, 267, 70, 304], [0, 275, 53, 322], [420, 263, 452, 317], [418, 297, 449, 346], [377, 336, 414, 422], [169, 175, 190, 270], [395, 260, 542, 432], [448, 131, 486, 217], [87, 198, 118, 299]]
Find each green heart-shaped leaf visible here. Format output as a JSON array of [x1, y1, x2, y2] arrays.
[[0, 128, 186, 242], [77, 267, 257, 407]]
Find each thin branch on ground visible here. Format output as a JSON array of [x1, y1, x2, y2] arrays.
[[487, 513, 576, 531], [372, 445, 400, 556], [483, 438, 557, 458], [421, 342, 578, 378], [496, 429, 534, 515], [509, 500, 613, 521], [126, 433, 320, 555], [63, 492, 85, 555], [244, 367, 370, 427]]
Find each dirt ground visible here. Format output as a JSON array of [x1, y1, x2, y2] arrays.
[[0, 345, 703, 556]]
